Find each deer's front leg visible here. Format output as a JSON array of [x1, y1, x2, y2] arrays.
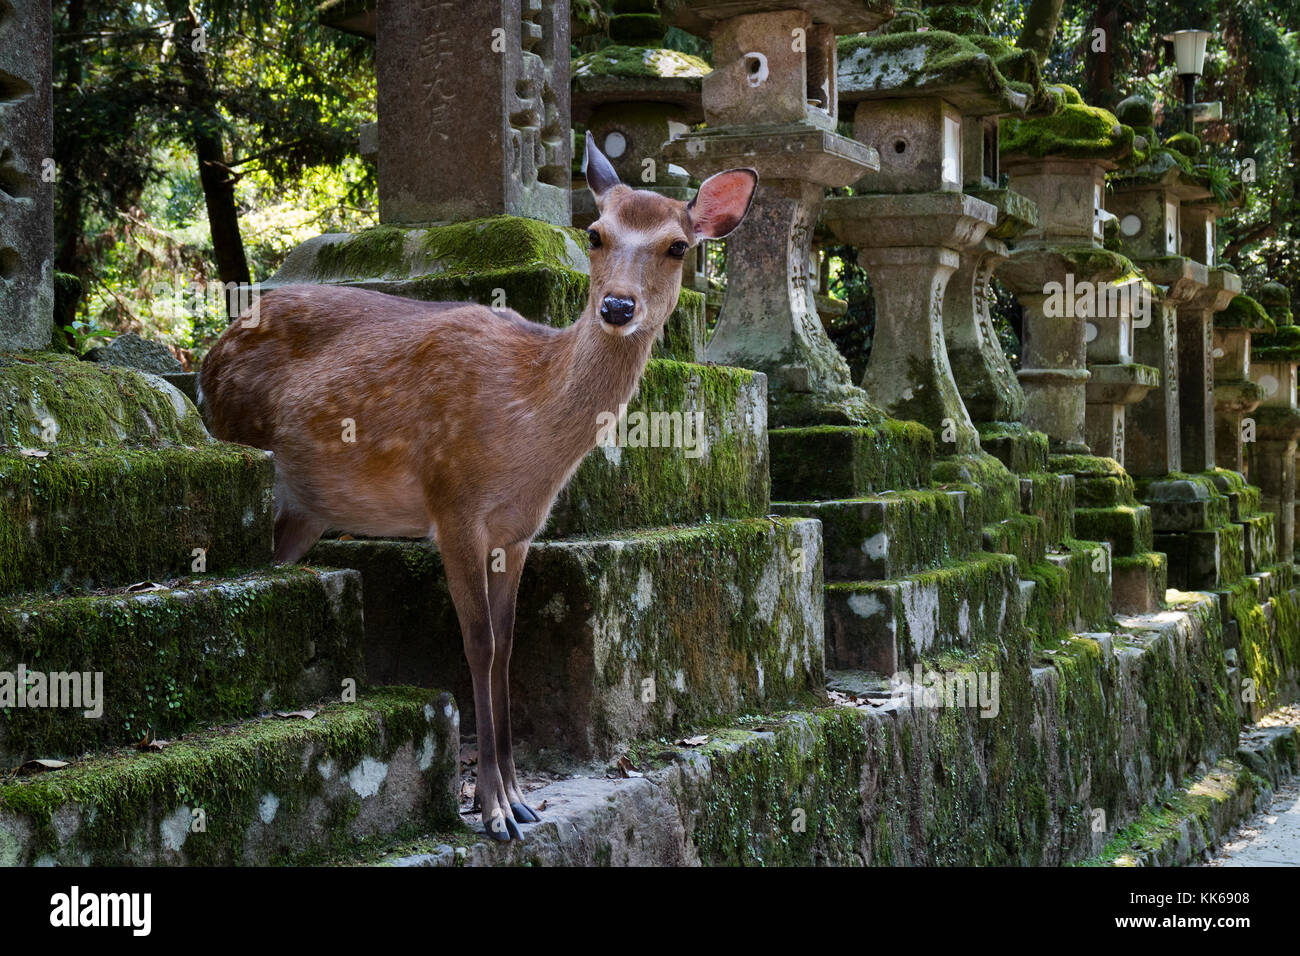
[[440, 530, 520, 841], [488, 539, 539, 823]]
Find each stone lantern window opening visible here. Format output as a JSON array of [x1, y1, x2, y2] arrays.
[[804, 24, 836, 116], [602, 130, 628, 159], [1164, 200, 1179, 254], [982, 116, 999, 187]]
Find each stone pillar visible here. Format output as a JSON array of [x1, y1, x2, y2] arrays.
[[1179, 270, 1240, 471], [1121, 261, 1210, 477], [0, 0, 54, 349], [376, 0, 570, 225], [823, 192, 995, 452], [662, 1, 890, 425], [1213, 316, 1262, 475], [1083, 277, 1159, 464], [1250, 284, 1300, 562]]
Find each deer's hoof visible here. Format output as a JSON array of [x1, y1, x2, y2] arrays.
[[511, 801, 541, 823], [485, 811, 522, 841]]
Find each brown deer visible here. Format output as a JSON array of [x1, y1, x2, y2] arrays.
[[199, 133, 757, 840]]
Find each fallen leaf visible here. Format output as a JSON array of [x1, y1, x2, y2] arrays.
[[616, 755, 643, 778], [274, 710, 316, 721], [338, 534, 355, 541], [461, 749, 478, 767], [125, 580, 165, 593], [675, 735, 708, 747], [18, 758, 68, 774], [536, 799, 548, 812], [18, 448, 49, 458]]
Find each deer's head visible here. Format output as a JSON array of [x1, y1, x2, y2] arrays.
[[583, 130, 757, 339]]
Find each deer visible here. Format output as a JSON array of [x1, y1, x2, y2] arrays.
[[198, 132, 757, 840]]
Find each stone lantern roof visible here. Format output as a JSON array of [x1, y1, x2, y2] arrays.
[[1001, 85, 1134, 168], [837, 30, 1036, 115], [572, 46, 710, 123], [1219, 293, 1276, 334], [1258, 281, 1294, 327]]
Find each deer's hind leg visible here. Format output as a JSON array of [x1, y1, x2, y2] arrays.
[[487, 539, 539, 823]]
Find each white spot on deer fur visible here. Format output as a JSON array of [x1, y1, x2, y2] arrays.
[[259, 793, 279, 823], [862, 531, 888, 560], [160, 806, 191, 852], [347, 758, 388, 798]]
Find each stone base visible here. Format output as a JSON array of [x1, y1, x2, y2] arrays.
[[0, 688, 459, 865], [769, 422, 934, 500], [309, 517, 825, 760], [0, 568, 365, 765]]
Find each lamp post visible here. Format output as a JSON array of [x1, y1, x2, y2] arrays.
[[1164, 29, 1212, 133]]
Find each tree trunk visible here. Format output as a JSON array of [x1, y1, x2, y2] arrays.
[[1017, 0, 1066, 66], [53, 0, 87, 347], [173, 9, 250, 317]]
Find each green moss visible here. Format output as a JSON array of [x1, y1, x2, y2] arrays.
[[0, 567, 363, 760], [1002, 101, 1133, 162], [547, 359, 767, 535], [1217, 294, 1274, 333], [0, 351, 209, 449], [769, 421, 934, 500], [573, 45, 710, 79], [0, 687, 457, 865], [0, 444, 273, 597]]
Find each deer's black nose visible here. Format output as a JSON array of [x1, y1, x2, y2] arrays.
[[600, 295, 636, 326]]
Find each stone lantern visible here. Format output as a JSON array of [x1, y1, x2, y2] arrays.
[[1213, 295, 1271, 474], [823, 29, 1029, 453], [995, 87, 1140, 455], [1249, 283, 1300, 563], [661, 0, 891, 426]]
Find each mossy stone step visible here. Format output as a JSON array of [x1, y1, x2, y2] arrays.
[[1238, 512, 1277, 573], [1136, 475, 1233, 532], [770, 488, 979, 582], [824, 552, 1021, 673], [1156, 522, 1246, 591], [309, 517, 824, 760], [1073, 504, 1154, 558], [0, 686, 458, 866], [983, 513, 1048, 568], [977, 422, 1049, 475], [1111, 552, 1168, 615], [0, 443, 274, 598], [931, 451, 1022, 525], [1022, 541, 1113, 641], [1219, 572, 1300, 718], [1209, 468, 1263, 521], [0, 567, 365, 765], [1018, 471, 1075, 546], [1047, 454, 1136, 507], [547, 360, 769, 536], [769, 422, 934, 501]]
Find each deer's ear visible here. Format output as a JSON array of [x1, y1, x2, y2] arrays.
[[687, 168, 758, 239], [584, 131, 621, 202]]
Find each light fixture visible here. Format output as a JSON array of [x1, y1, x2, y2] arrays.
[[1163, 29, 1212, 131]]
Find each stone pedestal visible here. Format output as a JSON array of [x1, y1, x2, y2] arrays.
[[663, 2, 887, 424], [823, 192, 996, 452], [943, 188, 1037, 425], [376, 0, 570, 225], [0, 0, 53, 348], [1249, 358, 1300, 563]]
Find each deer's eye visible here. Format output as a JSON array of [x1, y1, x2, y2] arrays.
[[668, 240, 688, 258], [587, 229, 602, 249]]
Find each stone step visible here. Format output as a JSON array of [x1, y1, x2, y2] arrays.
[[0, 686, 459, 866], [1156, 523, 1246, 591], [1018, 471, 1076, 546], [546, 359, 769, 536], [1111, 552, 1168, 615], [824, 552, 1022, 673], [309, 517, 825, 760], [770, 488, 979, 582], [0, 567, 365, 765], [1238, 512, 1277, 573], [983, 513, 1048, 568], [1021, 541, 1113, 641], [931, 451, 1022, 525], [976, 421, 1049, 475], [769, 422, 933, 500], [1074, 504, 1154, 558], [0, 444, 274, 598]]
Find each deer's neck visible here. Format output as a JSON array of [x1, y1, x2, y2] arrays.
[[542, 307, 658, 450]]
